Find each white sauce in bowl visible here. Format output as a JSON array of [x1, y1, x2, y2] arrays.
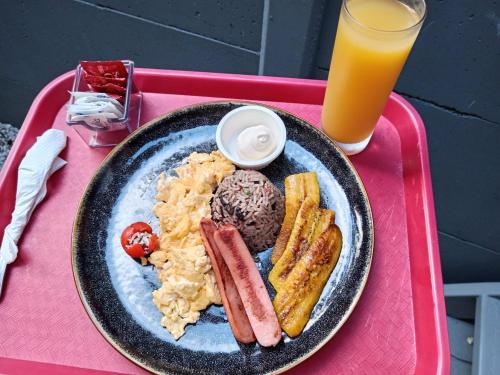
[[236, 124, 276, 160]]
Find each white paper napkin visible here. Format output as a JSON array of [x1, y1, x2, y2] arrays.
[[0, 129, 67, 298]]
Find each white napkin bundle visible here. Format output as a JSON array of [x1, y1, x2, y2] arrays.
[[0, 129, 67, 297]]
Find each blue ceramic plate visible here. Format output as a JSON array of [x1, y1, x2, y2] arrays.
[[72, 102, 373, 374]]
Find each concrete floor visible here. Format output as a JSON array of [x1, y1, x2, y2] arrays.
[[0, 123, 18, 169]]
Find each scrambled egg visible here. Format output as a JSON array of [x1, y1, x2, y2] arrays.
[[150, 151, 235, 339]]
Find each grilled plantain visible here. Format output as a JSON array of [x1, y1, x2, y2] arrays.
[[271, 172, 320, 264], [269, 198, 334, 291], [273, 224, 342, 337], [311, 208, 335, 243], [303, 172, 320, 203]]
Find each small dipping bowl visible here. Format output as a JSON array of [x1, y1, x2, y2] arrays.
[[216, 105, 287, 169]]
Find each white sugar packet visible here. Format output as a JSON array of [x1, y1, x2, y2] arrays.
[[71, 91, 124, 109], [0, 129, 67, 298], [67, 92, 125, 129], [70, 113, 119, 128], [68, 101, 123, 117]]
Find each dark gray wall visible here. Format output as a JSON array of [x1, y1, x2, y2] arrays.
[[0, 0, 262, 126], [314, 0, 500, 283], [0, 0, 321, 126], [1, 0, 499, 282]]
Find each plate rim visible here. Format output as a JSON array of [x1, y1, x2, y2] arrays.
[[71, 100, 374, 375]]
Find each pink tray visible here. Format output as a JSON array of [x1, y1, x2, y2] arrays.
[[0, 69, 449, 374]]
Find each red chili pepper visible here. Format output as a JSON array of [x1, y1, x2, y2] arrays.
[[120, 222, 159, 258]]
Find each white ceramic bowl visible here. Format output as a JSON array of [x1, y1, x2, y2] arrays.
[[216, 105, 287, 169]]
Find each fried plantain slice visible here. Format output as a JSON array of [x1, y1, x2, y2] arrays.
[[311, 208, 335, 243], [271, 174, 306, 264], [269, 197, 320, 290], [269, 206, 334, 291], [271, 172, 320, 265], [273, 224, 342, 337], [302, 171, 320, 205], [272, 217, 335, 314]]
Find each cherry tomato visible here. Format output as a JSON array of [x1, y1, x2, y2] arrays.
[[148, 234, 159, 252], [125, 243, 146, 258], [120, 222, 152, 248], [120, 222, 158, 258]]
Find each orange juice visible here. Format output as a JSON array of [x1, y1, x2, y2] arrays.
[[322, 0, 425, 153]]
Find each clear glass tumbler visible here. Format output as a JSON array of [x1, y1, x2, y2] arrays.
[[321, 0, 426, 155], [66, 60, 142, 147]]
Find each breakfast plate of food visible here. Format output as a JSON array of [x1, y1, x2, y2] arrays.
[[72, 101, 374, 374]]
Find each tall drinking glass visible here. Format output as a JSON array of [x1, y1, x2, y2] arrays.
[[321, 0, 426, 155]]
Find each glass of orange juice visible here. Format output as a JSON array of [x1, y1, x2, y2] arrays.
[[321, 0, 426, 155]]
